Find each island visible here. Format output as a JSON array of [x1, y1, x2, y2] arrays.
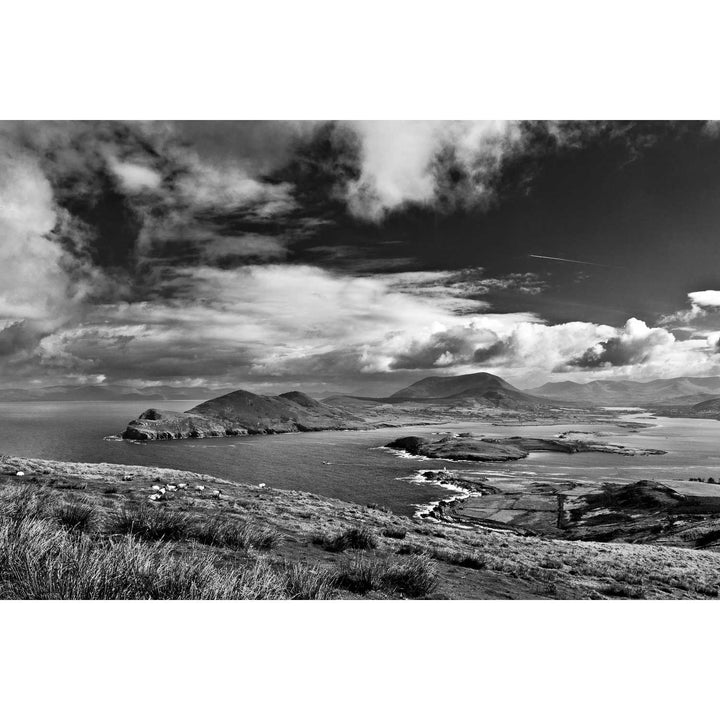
[[122, 389, 369, 440], [386, 433, 666, 462]]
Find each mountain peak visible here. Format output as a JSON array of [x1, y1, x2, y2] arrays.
[[389, 371, 544, 408]]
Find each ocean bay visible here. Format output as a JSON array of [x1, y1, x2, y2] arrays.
[[2, 402, 720, 516]]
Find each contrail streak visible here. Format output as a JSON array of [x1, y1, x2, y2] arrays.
[[528, 254, 613, 268]]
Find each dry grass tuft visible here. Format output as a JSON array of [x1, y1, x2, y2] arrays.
[[0, 512, 322, 600], [334, 552, 438, 598], [313, 526, 377, 553], [189, 516, 279, 551], [109, 505, 190, 542], [54, 502, 98, 534], [432, 548, 488, 570], [381, 526, 407, 540]]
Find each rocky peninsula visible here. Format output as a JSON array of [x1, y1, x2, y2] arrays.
[[386, 433, 666, 462], [122, 389, 368, 440]]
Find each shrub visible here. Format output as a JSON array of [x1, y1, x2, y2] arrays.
[[0, 515, 324, 600], [696, 584, 719, 598], [109, 505, 190, 542], [380, 555, 439, 598], [433, 549, 487, 570], [315, 526, 377, 553], [0, 486, 55, 525], [695, 528, 720, 548], [601, 582, 646, 599], [334, 553, 439, 598], [54, 502, 97, 534], [381, 526, 407, 540], [395, 543, 424, 556], [279, 562, 337, 599], [334, 554, 382, 594], [190, 516, 279, 551], [538, 558, 563, 570]]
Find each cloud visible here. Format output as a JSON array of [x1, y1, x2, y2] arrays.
[[688, 290, 720, 308], [378, 268, 547, 313], [108, 158, 163, 193], [0, 137, 87, 327], [341, 121, 525, 221], [6, 259, 719, 389], [172, 155, 295, 215], [201, 234, 289, 262], [333, 120, 668, 221], [18, 265, 543, 384], [0, 320, 45, 358], [567, 318, 675, 368], [1, 121, 300, 272], [660, 289, 720, 336], [2, 121, 718, 390]]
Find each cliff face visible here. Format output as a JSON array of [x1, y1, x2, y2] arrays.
[[121, 390, 367, 441], [122, 409, 246, 441]]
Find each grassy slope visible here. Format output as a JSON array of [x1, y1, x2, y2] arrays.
[[1, 454, 719, 599]]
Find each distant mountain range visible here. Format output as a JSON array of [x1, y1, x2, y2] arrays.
[[528, 376, 720, 406], [0, 384, 234, 403], [10, 373, 720, 411], [123, 372, 549, 441], [120, 370, 720, 442]]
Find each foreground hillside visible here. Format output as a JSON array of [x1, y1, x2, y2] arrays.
[[0, 455, 718, 599]]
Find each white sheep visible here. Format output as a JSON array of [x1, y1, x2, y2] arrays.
[[151, 485, 161, 491], [258, 483, 266, 489], [166, 485, 177, 492], [15, 471, 25, 477], [149, 494, 161, 501], [194, 485, 205, 491], [177, 483, 187, 489], [158, 488, 166, 495]]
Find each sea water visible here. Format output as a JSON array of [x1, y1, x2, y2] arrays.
[[1, 402, 719, 515]]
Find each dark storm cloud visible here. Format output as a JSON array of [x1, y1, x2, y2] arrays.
[[473, 340, 511, 364], [0, 321, 43, 357], [569, 337, 641, 368], [389, 328, 481, 370], [2, 121, 301, 277], [566, 319, 675, 369]]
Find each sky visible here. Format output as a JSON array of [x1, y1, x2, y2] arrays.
[[2, 120, 720, 396]]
